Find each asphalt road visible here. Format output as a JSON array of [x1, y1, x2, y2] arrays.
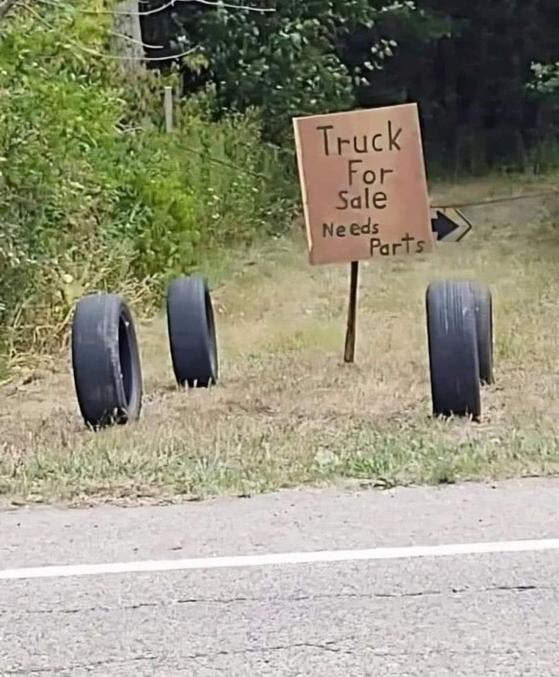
[[1, 478, 558, 676]]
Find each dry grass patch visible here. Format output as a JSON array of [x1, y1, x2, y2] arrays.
[[1, 176, 559, 504]]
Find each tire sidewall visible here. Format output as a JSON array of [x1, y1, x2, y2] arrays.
[[71, 293, 142, 428], [116, 300, 143, 422]]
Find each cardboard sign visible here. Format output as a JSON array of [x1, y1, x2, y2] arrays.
[[293, 103, 434, 265]]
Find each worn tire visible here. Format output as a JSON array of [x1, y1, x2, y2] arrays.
[[426, 280, 481, 420], [468, 281, 494, 386], [71, 293, 143, 429], [166, 275, 218, 388]]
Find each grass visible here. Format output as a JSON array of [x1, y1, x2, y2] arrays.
[[1, 174, 559, 506]]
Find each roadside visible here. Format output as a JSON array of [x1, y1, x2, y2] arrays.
[[2, 478, 559, 567], [0, 176, 558, 505], [1, 479, 559, 676]]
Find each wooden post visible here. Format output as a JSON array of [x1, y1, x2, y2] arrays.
[[164, 86, 174, 133], [344, 261, 359, 363]]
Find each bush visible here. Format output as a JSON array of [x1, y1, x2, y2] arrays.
[[0, 2, 295, 356]]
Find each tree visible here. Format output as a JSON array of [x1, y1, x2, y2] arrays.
[[529, 62, 559, 98], [141, 0, 425, 141], [368, 0, 559, 172]]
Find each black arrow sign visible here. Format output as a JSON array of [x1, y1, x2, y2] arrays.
[[431, 209, 472, 242]]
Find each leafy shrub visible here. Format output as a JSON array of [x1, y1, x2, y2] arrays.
[[0, 2, 294, 355]]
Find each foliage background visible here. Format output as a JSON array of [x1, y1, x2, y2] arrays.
[[1, 0, 558, 363], [143, 0, 559, 172], [0, 1, 294, 358]]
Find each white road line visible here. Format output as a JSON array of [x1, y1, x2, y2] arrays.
[[1, 538, 559, 582]]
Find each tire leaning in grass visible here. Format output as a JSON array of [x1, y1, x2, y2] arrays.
[[468, 281, 494, 386], [71, 293, 143, 429], [166, 275, 218, 388], [426, 280, 481, 421]]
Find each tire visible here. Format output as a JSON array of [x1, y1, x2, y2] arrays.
[[426, 280, 481, 421], [71, 293, 143, 429], [166, 275, 218, 388], [468, 281, 494, 386]]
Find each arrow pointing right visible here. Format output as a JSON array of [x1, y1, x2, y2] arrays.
[[431, 208, 473, 242]]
